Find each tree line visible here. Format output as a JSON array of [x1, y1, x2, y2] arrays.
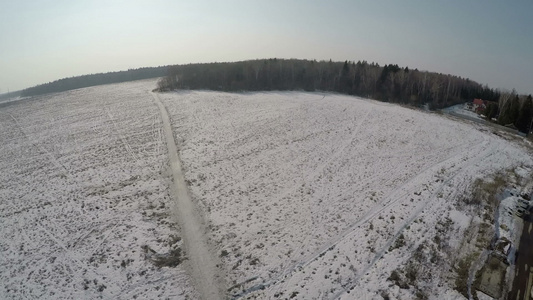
[[484, 92, 533, 133], [0, 90, 21, 101], [158, 58, 532, 133], [158, 58, 499, 108], [18, 58, 532, 134], [20, 66, 169, 97]]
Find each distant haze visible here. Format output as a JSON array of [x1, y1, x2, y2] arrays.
[[1, 0, 532, 94]]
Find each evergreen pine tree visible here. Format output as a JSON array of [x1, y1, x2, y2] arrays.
[[509, 95, 521, 125], [516, 95, 533, 133], [484, 102, 498, 120]]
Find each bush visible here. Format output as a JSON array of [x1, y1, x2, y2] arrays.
[[388, 270, 401, 282], [454, 253, 478, 298], [389, 234, 406, 251], [415, 289, 428, 300], [405, 264, 418, 284]]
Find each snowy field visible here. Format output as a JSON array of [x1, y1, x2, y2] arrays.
[[159, 91, 532, 299], [1, 79, 532, 299], [1, 80, 199, 299]]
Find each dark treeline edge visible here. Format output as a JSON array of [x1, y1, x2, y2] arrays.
[[158, 58, 532, 133], [20, 66, 169, 97]]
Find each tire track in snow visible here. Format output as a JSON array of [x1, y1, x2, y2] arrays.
[[305, 108, 373, 183], [231, 108, 374, 298], [331, 134, 498, 299], [2, 114, 108, 290], [2, 114, 105, 286], [234, 133, 488, 299], [6, 113, 72, 178], [150, 91, 224, 300], [274, 138, 488, 297], [1, 185, 113, 298], [269, 108, 374, 232], [260, 108, 374, 293], [267, 135, 492, 299], [104, 109, 140, 163]]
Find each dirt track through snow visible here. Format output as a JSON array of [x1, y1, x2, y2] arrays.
[[151, 91, 223, 300]]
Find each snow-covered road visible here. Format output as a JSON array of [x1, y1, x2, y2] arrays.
[[151, 91, 223, 299]]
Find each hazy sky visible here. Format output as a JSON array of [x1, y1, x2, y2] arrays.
[[1, 0, 532, 94]]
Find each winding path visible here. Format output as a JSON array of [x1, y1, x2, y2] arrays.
[[150, 91, 223, 300]]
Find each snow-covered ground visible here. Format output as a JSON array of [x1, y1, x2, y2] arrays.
[[0, 80, 199, 299], [0, 96, 31, 107], [159, 91, 532, 299], [1, 81, 532, 299]]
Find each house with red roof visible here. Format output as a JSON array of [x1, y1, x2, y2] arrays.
[[472, 98, 486, 113]]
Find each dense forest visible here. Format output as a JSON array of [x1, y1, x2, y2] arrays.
[[20, 66, 168, 97], [158, 58, 532, 133], [490, 92, 533, 133], [158, 59, 500, 108]]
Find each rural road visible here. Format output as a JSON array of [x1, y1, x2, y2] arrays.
[[508, 219, 533, 300], [443, 110, 520, 135], [150, 91, 224, 300]]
